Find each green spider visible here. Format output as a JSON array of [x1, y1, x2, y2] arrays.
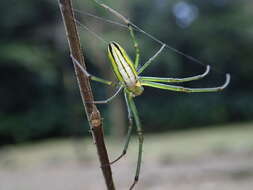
[[72, 1, 231, 189]]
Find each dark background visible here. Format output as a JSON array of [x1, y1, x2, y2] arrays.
[[0, 0, 252, 145]]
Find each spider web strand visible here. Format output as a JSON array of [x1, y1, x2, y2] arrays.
[[73, 9, 228, 75]]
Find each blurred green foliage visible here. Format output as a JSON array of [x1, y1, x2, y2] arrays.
[[0, 0, 252, 145]]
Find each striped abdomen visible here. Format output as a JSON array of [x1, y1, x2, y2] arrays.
[[107, 42, 143, 96]]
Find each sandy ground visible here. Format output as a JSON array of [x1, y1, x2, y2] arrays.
[[0, 123, 253, 190]]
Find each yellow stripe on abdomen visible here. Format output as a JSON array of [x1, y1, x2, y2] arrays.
[[109, 42, 137, 87]]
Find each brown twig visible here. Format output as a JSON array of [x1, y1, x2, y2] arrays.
[[58, 0, 115, 189]]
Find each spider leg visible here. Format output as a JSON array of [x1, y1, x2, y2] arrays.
[[93, 0, 130, 24], [93, 86, 123, 104], [140, 65, 210, 83], [71, 54, 115, 86], [71, 54, 123, 104], [138, 44, 166, 74], [141, 74, 230, 93], [110, 90, 133, 164], [128, 94, 143, 190], [128, 24, 140, 69], [93, 0, 166, 74], [93, 0, 140, 69]]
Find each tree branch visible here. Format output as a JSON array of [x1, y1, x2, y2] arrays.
[[58, 0, 115, 189]]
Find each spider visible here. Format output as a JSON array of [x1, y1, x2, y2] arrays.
[[71, 1, 230, 189]]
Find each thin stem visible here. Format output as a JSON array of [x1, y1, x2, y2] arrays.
[[58, 1, 115, 190]]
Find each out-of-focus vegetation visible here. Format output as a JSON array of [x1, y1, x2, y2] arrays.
[[1, 122, 252, 168], [0, 0, 252, 145], [1, 123, 253, 190]]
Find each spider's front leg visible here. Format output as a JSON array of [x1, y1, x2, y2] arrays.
[[128, 24, 140, 69], [93, 0, 140, 69]]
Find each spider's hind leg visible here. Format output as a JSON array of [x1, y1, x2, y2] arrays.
[[128, 94, 144, 190]]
